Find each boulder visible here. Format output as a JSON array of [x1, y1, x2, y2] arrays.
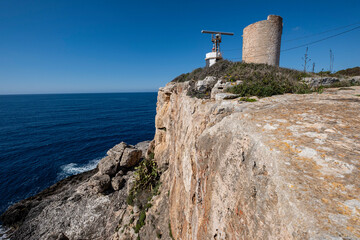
[[145, 139, 155, 160], [119, 147, 142, 168], [196, 76, 217, 93], [135, 141, 151, 159], [98, 156, 118, 176], [106, 142, 128, 160], [133, 205, 140, 214], [124, 172, 135, 195], [111, 173, 126, 191], [348, 76, 360, 84], [303, 77, 340, 87], [211, 79, 243, 99], [88, 174, 111, 193]]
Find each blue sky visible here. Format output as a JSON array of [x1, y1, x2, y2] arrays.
[[1, 0, 359, 94]]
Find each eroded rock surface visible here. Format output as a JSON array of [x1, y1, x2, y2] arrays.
[[153, 82, 360, 239], [0, 141, 150, 240], [303, 76, 360, 87]]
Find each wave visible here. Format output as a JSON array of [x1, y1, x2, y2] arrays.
[[57, 158, 102, 180]]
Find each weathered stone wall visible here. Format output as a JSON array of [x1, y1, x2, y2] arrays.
[[242, 15, 283, 66]]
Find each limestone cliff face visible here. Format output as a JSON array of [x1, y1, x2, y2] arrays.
[[154, 82, 360, 239]]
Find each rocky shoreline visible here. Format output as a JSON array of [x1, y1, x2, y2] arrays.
[[0, 141, 155, 240]]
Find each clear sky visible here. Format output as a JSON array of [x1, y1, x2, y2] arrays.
[[1, 0, 359, 94]]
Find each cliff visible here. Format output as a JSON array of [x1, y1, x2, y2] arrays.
[[1, 75, 360, 239], [155, 81, 360, 239]]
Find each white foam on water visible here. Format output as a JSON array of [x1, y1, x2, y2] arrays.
[[58, 158, 102, 179]]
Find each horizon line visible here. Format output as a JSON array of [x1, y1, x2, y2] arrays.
[[0, 91, 159, 96]]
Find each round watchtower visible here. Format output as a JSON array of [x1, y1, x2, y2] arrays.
[[242, 15, 283, 66]]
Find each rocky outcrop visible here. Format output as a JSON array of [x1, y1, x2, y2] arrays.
[[2, 77, 360, 240], [211, 79, 242, 99], [152, 81, 360, 239], [303, 76, 360, 87], [0, 141, 149, 240], [196, 76, 217, 94]]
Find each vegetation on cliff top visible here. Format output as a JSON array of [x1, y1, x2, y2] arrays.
[[172, 60, 314, 97], [172, 60, 312, 83], [335, 66, 360, 77], [172, 60, 359, 98]]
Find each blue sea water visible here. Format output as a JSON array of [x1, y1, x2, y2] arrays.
[[0, 92, 157, 215]]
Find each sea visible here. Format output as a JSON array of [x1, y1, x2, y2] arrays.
[[0, 93, 157, 226]]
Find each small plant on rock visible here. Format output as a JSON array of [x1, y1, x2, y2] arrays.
[[239, 97, 257, 102], [126, 158, 160, 206], [134, 210, 146, 233], [133, 159, 159, 194]]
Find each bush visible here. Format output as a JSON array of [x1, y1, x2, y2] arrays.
[[126, 192, 135, 206], [172, 60, 315, 98], [325, 80, 360, 88], [172, 60, 313, 84], [127, 157, 160, 221], [239, 97, 257, 102], [336, 67, 360, 76], [132, 159, 159, 195], [134, 210, 146, 233], [227, 74, 312, 97], [172, 60, 233, 83]]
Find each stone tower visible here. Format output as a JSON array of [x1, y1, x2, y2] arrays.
[[242, 15, 283, 66]]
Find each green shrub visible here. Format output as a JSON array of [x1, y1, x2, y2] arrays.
[[172, 60, 314, 84], [336, 66, 360, 76], [132, 159, 159, 194], [134, 210, 146, 233], [326, 80, 360, 88], [239, 97, 257, 102], [172, 60, 317, 98], [126, 192, 135, 206], [318, 70, 332, 77], [172, 60, 233, 82], [227, 75, 312, 97], [127, 159, 159, 205], [314, 86, 324, 94], [144, 203, 152, 210]]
